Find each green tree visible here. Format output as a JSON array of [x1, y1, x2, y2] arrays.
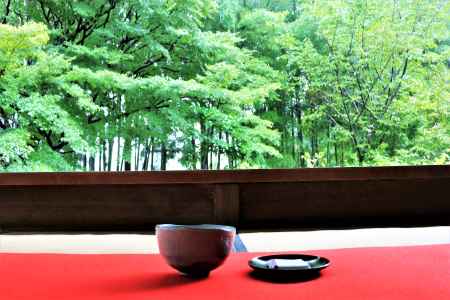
[[0, 22, 98, 171], [1, 0, 448, 171], [1, 1, 282, 171]]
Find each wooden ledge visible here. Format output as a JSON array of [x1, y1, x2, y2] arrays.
[[0, 165, 448, 186], [0, 165, 448, 231]]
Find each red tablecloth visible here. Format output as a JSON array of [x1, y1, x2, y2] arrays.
[[1, 244, 449, 300]]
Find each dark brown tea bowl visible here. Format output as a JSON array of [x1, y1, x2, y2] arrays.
[[156, 224, 236, 277]]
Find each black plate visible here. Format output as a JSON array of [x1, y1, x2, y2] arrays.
[[248, 254, 330, 281]]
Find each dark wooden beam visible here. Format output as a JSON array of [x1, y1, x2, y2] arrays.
[[0, 165, 448, 232], [0, 165, 448, 186]]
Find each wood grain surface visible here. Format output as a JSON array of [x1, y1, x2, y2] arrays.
[[0, 165, 448, 231]]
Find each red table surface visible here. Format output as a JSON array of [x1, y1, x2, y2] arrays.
[[1, 244, 449, 300]]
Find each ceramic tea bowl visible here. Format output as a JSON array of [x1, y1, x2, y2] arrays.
[[156, 224, 236, 277]]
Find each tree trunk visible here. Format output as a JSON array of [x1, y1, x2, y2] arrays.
[[142, 138, 150, 171], [160, 143, 167, 170], [200, 119, 208, 169], [350, 133, 365, 165], [315, 133, 320, 166], [116, 137, 121, 171], [82, 154, 87, 170], [107, 139, 113, 171], [135, 138, 141, 171], [209, 127, 214, 170], [297, 106, 305, 167], [217, 151, 221, 169], [334, 141, 339, 166], [209, 148, 213, 170], [291, 110, 296, 160], [123, 137, 132, 171], [98, 146, 102, 171], [88, 155, 95, 171], [291, 0, 298, 19], [124, 159, 131, 171], [225, 133, 233, 169], [217, 132, 222, 170], [326, 125, 331, 166], [102, 140, 107, 171], [150, 138, 155, 170], [191, 138, 197, 170]]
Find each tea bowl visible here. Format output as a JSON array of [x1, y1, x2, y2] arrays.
[[156, 224, 236, 277]]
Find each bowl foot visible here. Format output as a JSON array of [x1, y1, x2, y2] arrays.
[[182, 271, 210, 278]]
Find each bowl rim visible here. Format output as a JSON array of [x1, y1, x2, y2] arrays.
[[156, 224, 236, 233]]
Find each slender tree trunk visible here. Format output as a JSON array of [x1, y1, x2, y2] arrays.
[[150, 138, 155, 170], [208, 128, 212, 170], [191, 138, 197, 169], [217, 151, 221, 169], [123, 137, 132, 171], [160, 143, 167, 170], [297, 107, 305, 167], [350, 133, 365, 165], [225, 133, 233, 169], [315, 132, 318, 157], [98, 146, 102, 171], [291, 0, 298, 19], [135, 138, 141, 171], [76, 154, 82, 170], [102, 140, 107, 171], [107, 139, 113, 171], [200, 119, 208, 169], [356, 150, 364, 165], [209, 149, 213, 170], [291, 110, 296, 160], [334, 141, 339, 166], [142, 138, 150, 171], [217, 132, 222, 170], [326, 125, 331, 166], [116, 137, 121, 171], [89, 155, 95, 171], [82, 154, 87, 170], [209, 127, 214, 170]]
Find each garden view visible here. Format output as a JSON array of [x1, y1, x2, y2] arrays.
[[0, 0, 449, 171]]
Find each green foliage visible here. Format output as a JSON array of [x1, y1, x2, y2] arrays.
[[0, 0, 448, 171], [0, 22, 95, 170], [0, 128, 32, 166]]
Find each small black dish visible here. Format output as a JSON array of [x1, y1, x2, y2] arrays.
[[248, 254, 330, 282]]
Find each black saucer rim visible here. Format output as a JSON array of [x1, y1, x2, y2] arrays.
[[248, 254, 330, 272]]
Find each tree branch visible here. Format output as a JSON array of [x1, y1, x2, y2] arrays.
[[37, 0, 51, 24], [1, 0, 11, 24], [37, 129, 69, 151], [383, 54, 409, 114], [132, 38, 180, 76]]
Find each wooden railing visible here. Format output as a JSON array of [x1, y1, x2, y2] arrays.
[[0, 165, 449, 231]]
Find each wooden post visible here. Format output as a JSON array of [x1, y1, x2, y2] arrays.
[[213, 184, 240, 226]]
